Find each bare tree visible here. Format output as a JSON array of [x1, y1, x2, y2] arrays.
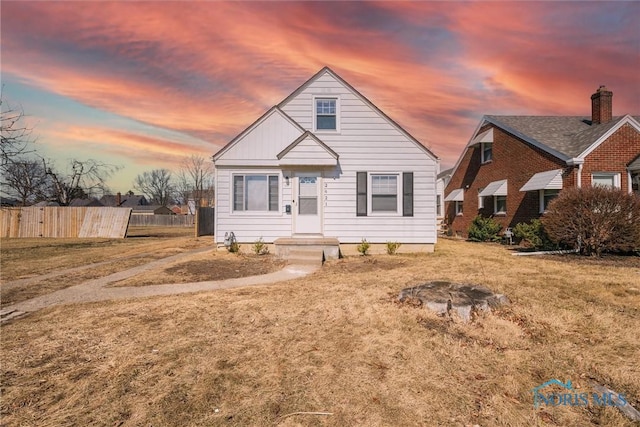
[[175, 154, 214, 213], [1, 94, 35, 172], [133, 169, 174, 206], [2, 157, 48, 206], [44, 158, 119, 206]]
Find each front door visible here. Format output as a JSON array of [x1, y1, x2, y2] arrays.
[[293, 172, 322, 235]]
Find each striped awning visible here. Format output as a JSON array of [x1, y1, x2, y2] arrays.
[[520, 169, 563, 192], [444, 188, 464, 202], [478, 179, 508, 197]]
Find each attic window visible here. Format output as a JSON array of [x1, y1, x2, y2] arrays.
[[481, 143, 493, 163], [315, 98, 337, 131]]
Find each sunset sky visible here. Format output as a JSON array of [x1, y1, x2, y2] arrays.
[[2, 1, 639, 194]]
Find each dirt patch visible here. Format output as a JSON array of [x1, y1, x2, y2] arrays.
[[109, 253, 287, 287], [324, 255, 409, 273]]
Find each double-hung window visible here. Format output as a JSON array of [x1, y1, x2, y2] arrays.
[[233, 174, 279, 212], [494, 195, 507, 214], [481, 143, 493, 163], [371, 174, 399, 212], [315, 98, 337, 131], [356, 172, 413, 216]]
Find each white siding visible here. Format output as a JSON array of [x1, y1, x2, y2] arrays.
[[216, 110, 303, 165], [279, 137, 337, 166], [280, 71, 438, 244], [215, 69, 438, 244], [215, 167, 293, 243]]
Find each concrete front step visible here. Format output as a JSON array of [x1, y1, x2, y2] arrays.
[[286, 249, 324, 266], [273, 237, 340, 265]]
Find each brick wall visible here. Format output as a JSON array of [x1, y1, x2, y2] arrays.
[[444, 126, 569, 236], [581, 123, 640, 190]]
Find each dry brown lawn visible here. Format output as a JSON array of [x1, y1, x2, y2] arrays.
[[1, 237, 639, 426]]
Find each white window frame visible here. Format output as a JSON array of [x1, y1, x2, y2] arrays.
[[455, 201, 463, 216], [231, 172, 281, 215], [478, 188, 485, 209], [493, 195, 507, 215], [591, 172, 620, 189], [368, 172, 401, 216], [313, 96, 340, 133], [481, 142, 493, 163], [539, 189, 560, 213], [436, 195, 442, 217]]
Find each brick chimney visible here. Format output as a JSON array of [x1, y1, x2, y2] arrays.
[[116, 192, 121, 206], [591, 85, 613, 125]]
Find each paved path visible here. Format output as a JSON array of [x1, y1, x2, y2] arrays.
[[0, 248, 318, 323]]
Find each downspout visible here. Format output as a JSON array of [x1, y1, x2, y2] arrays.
[[567, 158, 584, 188]]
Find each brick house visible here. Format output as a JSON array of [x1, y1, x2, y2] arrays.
[[444, 86, 640, 236]]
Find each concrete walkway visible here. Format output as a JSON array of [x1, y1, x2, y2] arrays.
[[0, 248, 318, 323]]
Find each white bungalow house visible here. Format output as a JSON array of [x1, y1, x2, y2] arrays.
[[212, 67, 439, 256]]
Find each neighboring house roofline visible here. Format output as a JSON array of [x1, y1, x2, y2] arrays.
[[213, 106, 304, 162], [444, 119, 487, 186], [276, 131, 339, 160], [278, 66, 439, 161], [482, 116, 571, 162], [576, 114, 640, 159]]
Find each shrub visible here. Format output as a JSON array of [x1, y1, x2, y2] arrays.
[[252, 237, 269, 255], [542, 186, 640, 256], [386, 241, 402, 255], [357, 238, 370, 256], [467, 215, 502, 242], [227, 241, 241, 254], [513, 219, 556, 250]]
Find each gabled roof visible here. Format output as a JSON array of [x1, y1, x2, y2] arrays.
[[437, 167, 453, 180], [278, 66, 438, 161], [484, 114, 640, 160], [213, 106, 304, 161], [277, 131, 338, 166], [629, 155, 640, 171]]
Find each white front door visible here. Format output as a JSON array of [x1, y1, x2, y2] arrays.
[[293, 172, 322, 235]]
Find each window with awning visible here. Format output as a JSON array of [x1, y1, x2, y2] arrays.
[[520, 169, 563, 192], [478, 179, 508, 197]]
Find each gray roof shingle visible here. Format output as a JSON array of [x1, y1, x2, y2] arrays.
[[485, 115, 639, 158]]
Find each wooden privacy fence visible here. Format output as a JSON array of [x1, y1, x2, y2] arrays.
[[0, 207, 131, 238], [196, 207, 215, 237], [129, 214, 195, 227]]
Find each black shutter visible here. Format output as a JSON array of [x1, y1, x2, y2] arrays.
[[356, 172, 367, 216], [403, 172, 413, 217]]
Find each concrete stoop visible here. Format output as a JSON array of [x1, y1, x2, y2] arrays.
[[273, 237, 340, 266]]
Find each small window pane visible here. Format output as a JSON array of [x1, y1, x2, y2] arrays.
[[372, 195, 397, 211], [269, 176, 279, 211], [317, 115, 336, 130], [233, 176, 244, 211], [543, 189, 559, 211], [299, 197, 318, 215], [495, 195, 506, 213], [592, 174, 615, 188], [482, 143, 493, 162]]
